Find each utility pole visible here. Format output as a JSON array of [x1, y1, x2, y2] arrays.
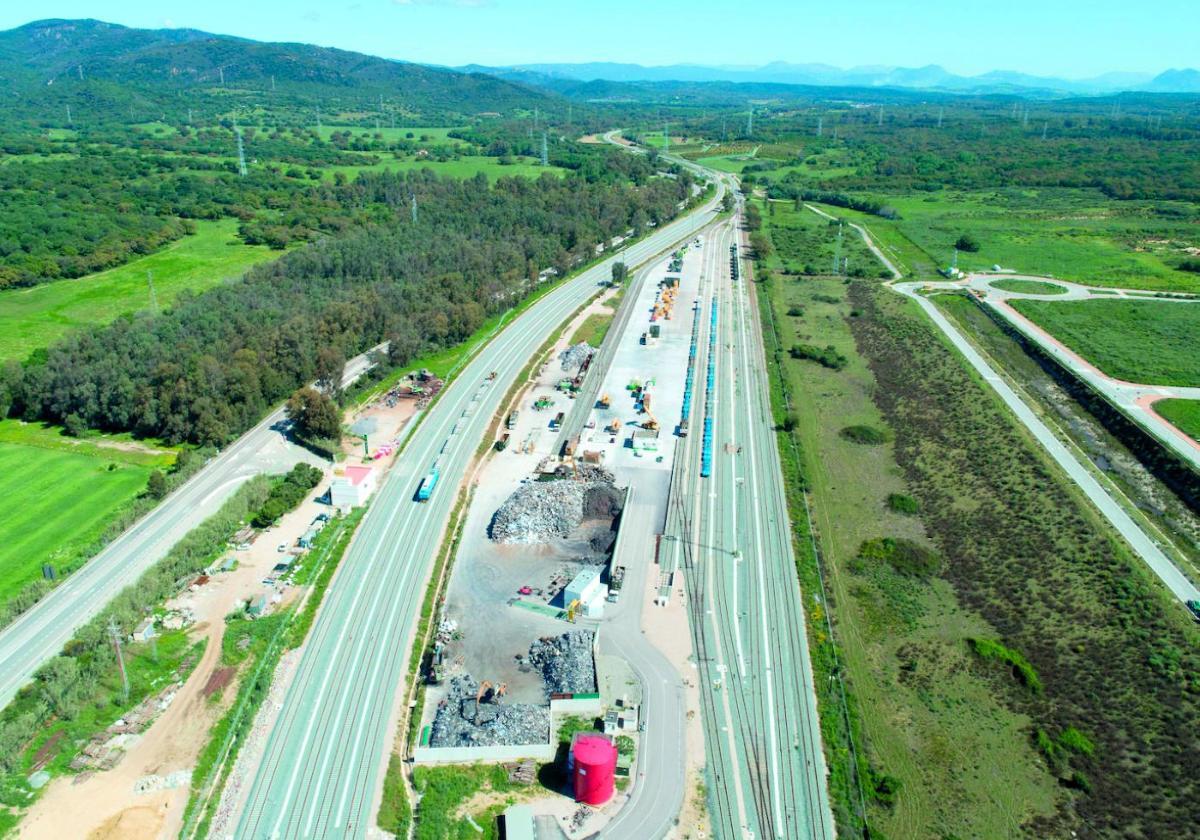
[[235, 124, 248, 177], [187, 107, 193, 124], [271, 74, 276, 92], [411, 194, 418, 224], [66, 105, 72, 127], [147, 271, 158, 310], [533, 106, 538, 130], [937, 107, 944, 128], [541, 131, 549, 166], [219, 66, 225, 86], [746, 105, 753, 136], [663, 121, 669, 155], [316, 106, 322, 130], [833, 222, 843, 275], [108, 617, 129, 704], [1042, 122, 1048, 140], [817, 115, 823, 137], [77, 64, 84, 81]]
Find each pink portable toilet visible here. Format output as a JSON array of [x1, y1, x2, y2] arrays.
[[572, 735, 617, 805]]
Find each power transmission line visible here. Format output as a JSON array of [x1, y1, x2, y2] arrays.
[[235, 124, 248, 177], [108, 616, 129, 704]]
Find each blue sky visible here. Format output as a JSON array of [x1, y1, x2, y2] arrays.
[[3, 1, 1197, 78]]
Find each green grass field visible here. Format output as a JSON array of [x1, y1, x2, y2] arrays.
[[830, 189, 1199, 291], [313, 125, 466, 144], [991, 278, 1069, 295], [0, 218, 276, 361], [0, 421, 174, 601], [761, 199, 888, 278], [1011, 298, 1200, 386], [1156, 399, 1200, 443]]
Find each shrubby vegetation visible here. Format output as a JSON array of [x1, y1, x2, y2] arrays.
[[848, 279, 1200, 836], [251, 463, 323, 528], [789, 342, 847, 370]]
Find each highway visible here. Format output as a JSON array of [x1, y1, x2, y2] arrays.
[[663, 204, 835, 839], [232, 186, 726, 839], [0, 349, 380, 710]]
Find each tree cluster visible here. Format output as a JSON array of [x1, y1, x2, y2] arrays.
[[3, 165, 691, 444]]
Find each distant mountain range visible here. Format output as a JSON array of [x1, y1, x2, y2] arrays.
[[458, 61, 1200, 96]]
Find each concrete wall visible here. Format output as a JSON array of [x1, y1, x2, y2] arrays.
[[412, 743, 556, 765], [550, 695, 603, 716]]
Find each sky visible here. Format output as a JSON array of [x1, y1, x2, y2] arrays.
[[2, 0, 1197, 79]]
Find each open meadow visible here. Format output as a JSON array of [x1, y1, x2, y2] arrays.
[[0, 421, 173, 602], [0, 219, 275, 362], [1011, 298, 1200, 386]]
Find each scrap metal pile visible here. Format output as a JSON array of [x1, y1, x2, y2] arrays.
[[489, 465, 623, 545], [527, 630, 597, 696], [428, 676, 550, 748]]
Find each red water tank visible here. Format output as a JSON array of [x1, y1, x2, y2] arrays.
[[572, 735, 617, 805]]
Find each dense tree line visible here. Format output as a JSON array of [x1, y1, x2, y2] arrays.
[[1, 165, 691, 444]]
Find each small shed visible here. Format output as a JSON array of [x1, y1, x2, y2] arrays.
[[132, 619, 157, 643], [248, 594, 269, 617]]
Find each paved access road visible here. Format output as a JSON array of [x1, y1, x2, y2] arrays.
[[233, 187, 726, 839], [0, 350, 380, 710], [959, 274, 1200, 470], [664, 206, 835, 840], [893, 280, 1200, 605]]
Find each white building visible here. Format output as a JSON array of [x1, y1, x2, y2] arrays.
[[565, 566, 607, 614], [330, 464, 376, 509]]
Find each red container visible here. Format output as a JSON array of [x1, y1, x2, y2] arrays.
[[572, 735, 617, 805]]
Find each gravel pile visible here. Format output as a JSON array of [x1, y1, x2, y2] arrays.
[[429, 676, 551, 748], [490, 468, 623, 545], [559, 342, 592, 371], [528, 631, 597, 696]]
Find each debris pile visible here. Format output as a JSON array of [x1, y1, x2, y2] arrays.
[[428, 676, 550, 748], [489, 467, 623, 545], [133, 770, 192, 795], [559, 342, 593, 371], [527, 631, 597, 696]]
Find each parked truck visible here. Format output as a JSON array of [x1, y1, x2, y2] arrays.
[[416, 467, 439, 502], [550, 411, 565, 430], [506, 410, 519, 430]]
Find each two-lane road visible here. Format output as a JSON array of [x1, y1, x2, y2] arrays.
[[0, 348, 381, 709]]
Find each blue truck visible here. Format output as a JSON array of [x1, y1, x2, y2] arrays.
[[416, 467, 439, 502]]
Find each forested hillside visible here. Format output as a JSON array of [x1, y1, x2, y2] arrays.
[[0, 158, 692, 444], [0, 19, 553, 125]]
